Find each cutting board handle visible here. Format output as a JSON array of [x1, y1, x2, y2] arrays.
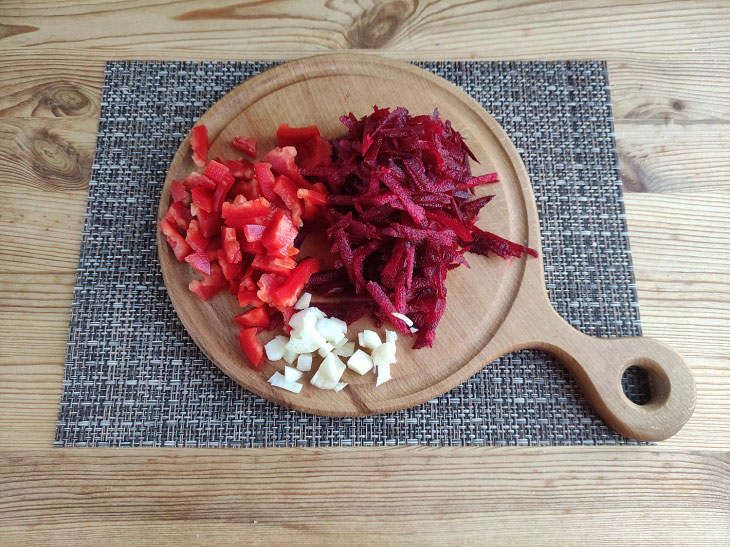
[[505, 304, 696, 441]]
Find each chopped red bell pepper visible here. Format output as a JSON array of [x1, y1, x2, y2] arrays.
[[273, 175, 304, 227], [222, 159, 254, 180], [241, 178, 262, 200], [212, 176, 234, 213], [231, 136, 257, 158], [221, 226, 242, 264], [217, 248, 243, 281], [256, 272, 287, 305], [229, 277, 241, 295], [261, 209, 297, 258], [190, 125, 209, 168], [253, 162, 277, 202], [242, 224, 266, 242], [222, 197, 270, 220], [301, 199, 319, 221], [171, 179, 191, 204], [276, 124, 320, 148], [191, 186, 214, 213], [188, 262, 226, 301], [183, 172, 216, 191], [278, 306, 296, 335], [264, 146, 299, 180], [185, 219, 208, 253], [296, 188, 327, 206], [270, 257, 321, 308], [184, 251, 211, 275], [234, 306, 270, 328], [204, 236, 221, 261], [251, 254, 297, 275], [164, 201, 192, 232], [204, 160, 233, 186], [238, 288, 264, 308], [241, 239, 266, 255], [238, 327, 264, 369], [160, 218, 192, 262], [240, 265, 258, 290], [196, 207, 222, 239], [298, 135, 332, 169]]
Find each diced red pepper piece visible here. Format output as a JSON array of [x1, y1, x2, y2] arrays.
[[238, 327, 264, 369], [242, 224, 266, 242], [253, 162, 277, 202], [256, 272, 287, 305], [262, 209, 297, 258], [203, 160, 232, 185], [241, 239, 266, 255], [171, 179, 191, 204], [188, 262, 226, 301], [217, 248, 243, 281], [185, 219, 209, 253], [273, 175, 304, 227], [191, 186, 214, 213], [184, 251, 211, 275], [263, 146, 299, 180], [196, 208, 222, 240], [299, 135, 332, 169], [160, 218, 192, 262], [251, 254, 297, 275], [183, 172, 216, 191], [223, 159, 254, 180], [164, 201, 192, 232], [234, 306, 270, 328], [241, 178, 262, 200], [190, 125, 209, 168], [238, 288, 264, 308], [221, 226, 242, 264], [232, 136, 257, 158], [270, 258, 321, 308], [297, 188, 327, 206], [229, 277, 241, 295], [301, 198, 320, 221], [222, 197, 270, 220], [276, 124, 320, 148], [204, 236, 221, 261]]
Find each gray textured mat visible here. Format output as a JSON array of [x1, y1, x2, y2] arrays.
[[55, 60, 645, 447]]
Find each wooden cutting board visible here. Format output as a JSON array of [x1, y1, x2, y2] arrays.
[[157, 53, 695, 441]]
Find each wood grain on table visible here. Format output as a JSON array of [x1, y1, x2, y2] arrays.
[[0, 1, 728, 544]]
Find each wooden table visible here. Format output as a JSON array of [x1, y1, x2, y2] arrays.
[[1, 1, 728, 544]]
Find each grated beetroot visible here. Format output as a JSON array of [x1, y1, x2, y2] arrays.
[[305, 107, 536, 348]]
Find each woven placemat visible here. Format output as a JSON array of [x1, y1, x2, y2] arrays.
[[55, 60, 646, 447]]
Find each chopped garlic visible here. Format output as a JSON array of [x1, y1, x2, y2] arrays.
[[296, 353, 312, 372], [284, 366, 303, 382], [294, 292, 311, 310], [391, 312, 414, 327], [264, 335, 288, 361], [316, 317, 347, 342], [334, 341, 355, 358], [376, 362, 391, 386], [285, 335, 319, 354], [346, 349, 373, 375], [371, 341, 396, 369], [318, 342, 334, 357], [268, 371, 303, 393], [361, 330, 382, 350]]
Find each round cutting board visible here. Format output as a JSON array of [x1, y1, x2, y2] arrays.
[[158, 53, 695, 441]]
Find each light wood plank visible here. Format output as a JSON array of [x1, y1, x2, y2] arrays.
[[0, 447, 728, 546], [1, 1, 729, 57], [616, 124, 730, 193]]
